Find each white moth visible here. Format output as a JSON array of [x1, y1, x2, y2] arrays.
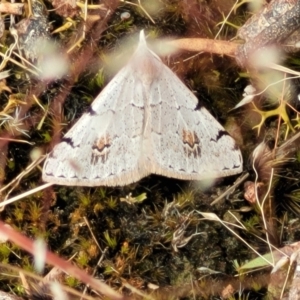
[[42, 31, 243, 187]]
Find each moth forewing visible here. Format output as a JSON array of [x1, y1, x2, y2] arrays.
[[42, 30, 243, 186], [146, 64, 242, 180], [43, 67, 148, 186]]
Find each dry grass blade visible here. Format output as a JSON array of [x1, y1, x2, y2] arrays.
[[0, 183, 53, 208]]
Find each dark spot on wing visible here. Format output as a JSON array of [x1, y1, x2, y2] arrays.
[[57, 175, 67, 178], [132, 103, 145, 109], [210, 130, 229, 142], [61, 137, 77, 148], [195, 101, 202, 110], [88, 106, 97, 116], [48, 152, 55, 158], [232, 143, 240, 150]]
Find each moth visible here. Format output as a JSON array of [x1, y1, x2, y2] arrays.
[[43, 31, 243, 187]]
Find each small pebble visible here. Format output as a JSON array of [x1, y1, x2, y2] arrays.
[[120, 11, 131, 21]]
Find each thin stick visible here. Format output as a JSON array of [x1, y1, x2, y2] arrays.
[[214, 0, 239, 39], [0, 183, 53, 208], [0, 3, 24, 14], [0, 137, 34, 145], [211, 172, 249, 205], [0, 50, 39, 76], [0, 156, 45, 193]]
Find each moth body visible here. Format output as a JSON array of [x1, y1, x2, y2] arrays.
[[42, 31, 243, 186]]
